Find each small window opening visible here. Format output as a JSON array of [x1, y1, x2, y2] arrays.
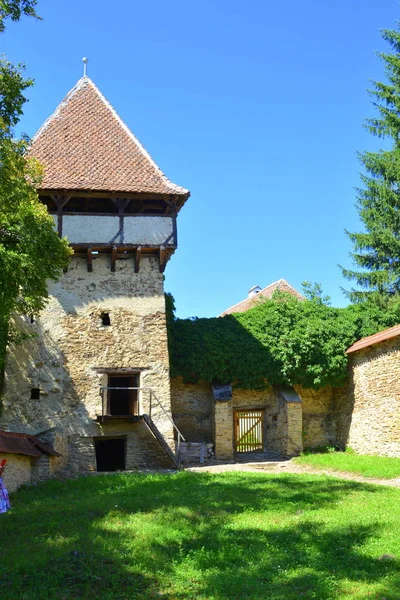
[[101, 312, 111, 326], [31, 388, 40, 400]]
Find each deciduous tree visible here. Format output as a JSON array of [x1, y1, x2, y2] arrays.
[[0, 3, 70, 384]]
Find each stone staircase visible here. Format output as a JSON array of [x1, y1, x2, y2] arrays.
[[142, 414, 181, 469]]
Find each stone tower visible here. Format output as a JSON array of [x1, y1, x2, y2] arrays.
[[0, 76, 190, 473]]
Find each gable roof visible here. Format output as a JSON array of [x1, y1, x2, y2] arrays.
[[346, 324, 400, 354], [28, 76, 190, 200], [220, 279, 303, 316], [0, 429, 59, 458]]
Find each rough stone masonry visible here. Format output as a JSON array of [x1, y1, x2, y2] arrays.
[[0, 254, 174, 473]]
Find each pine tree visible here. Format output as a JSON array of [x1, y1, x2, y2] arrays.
[[342, 26, 400, 301]]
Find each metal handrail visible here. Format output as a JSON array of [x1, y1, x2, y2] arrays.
[[149, 389, 185, 468], [99, 385, 185, 467]]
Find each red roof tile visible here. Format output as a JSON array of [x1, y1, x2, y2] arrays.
[[0, 430, 59, 458], [220, 279, 303, 316], [346, 324, 400, 354], [29, 77, 190, 199]]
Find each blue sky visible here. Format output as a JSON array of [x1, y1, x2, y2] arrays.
[[2, 0, 399, 317]]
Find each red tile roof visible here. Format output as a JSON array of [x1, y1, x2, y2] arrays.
[[29, 76, 190, 199], [220, 279, 303, 316], [346, 324, 400, 354], [0, 430, 59, 458]]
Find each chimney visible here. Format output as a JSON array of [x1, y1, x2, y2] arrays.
[[248, 285, 262, 298]]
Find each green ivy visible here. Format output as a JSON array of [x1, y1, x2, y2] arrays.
[[166, 291, 400, 390]]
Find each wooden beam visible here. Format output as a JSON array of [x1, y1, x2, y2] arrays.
[[159, 246, 166, 273], [111, 246, 117, 272], [87, 247, 93, 272], [135, 246, 142, 273], [51, 194, 71, 236]]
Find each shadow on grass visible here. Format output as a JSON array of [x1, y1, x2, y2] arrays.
[[0, 471, 399, 599]]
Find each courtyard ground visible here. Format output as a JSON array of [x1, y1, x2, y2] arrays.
[[187, 454, 400, 487], [0, 469, 399, 599]]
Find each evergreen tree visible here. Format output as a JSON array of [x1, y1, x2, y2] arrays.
[[342, 26, 400, 301]]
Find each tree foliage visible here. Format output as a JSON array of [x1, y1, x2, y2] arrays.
[[0, 0, 39, 32], [0, 6, 71, 381], [167, 290, 400, 390], [342, 26, 400, 301]]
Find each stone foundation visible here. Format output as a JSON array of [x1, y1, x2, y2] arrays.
[[68, 421, 174, 472]]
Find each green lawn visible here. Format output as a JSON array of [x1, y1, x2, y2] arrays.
[[0, 471, 399, 599], [294, 450, 400, 479]]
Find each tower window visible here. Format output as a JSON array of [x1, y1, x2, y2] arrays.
[[101, 313, 111, 326], [31, 388, 40, 400]]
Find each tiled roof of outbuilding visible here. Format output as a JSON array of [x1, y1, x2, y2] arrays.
[[0, 430, 59, 458], [28, 76, 190, 199], [346, 324, 400, 354], [220, 279, 303, 316]]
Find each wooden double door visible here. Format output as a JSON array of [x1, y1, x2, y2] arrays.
[[234, 409, 265, 453]]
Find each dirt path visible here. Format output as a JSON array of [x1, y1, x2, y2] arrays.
[[187, 459, 400, 488]]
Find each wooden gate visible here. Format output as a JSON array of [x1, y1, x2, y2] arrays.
[[234, 410, 264, 453]]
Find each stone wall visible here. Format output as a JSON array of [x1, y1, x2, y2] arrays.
[[1, 454, 32, 493], [343, 338, 400, 457], [170, 378, 213, 442], [232, 388, 284, 455], [284, 401, 303, 456], [171, 380, 337, 459], [296, 385, 336, 449], [1, 254, 174, 473], [68, 423, 174, 472], [214, 400, 234, 459]]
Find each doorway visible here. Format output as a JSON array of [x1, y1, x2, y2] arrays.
[[234, 410, 265, 453], [107, 374, 138, 416], [95, 437, 126, 471]]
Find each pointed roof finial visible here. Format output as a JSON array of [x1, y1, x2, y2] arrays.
[[82, 57, 88, 77]]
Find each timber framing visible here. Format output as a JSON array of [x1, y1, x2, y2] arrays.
[[87, 247, 93, 272], [40, 191, 186, 214], [71, 244, 175, 273], [135, 246, 142, 273]]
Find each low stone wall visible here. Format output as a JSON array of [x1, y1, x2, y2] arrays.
[[171, 380, 338, 459], [345, 338, 400, 457], [1, 454, 32, 493]]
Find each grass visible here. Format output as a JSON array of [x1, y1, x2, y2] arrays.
[[294, 449, 400, 479], [0, 471, 399, 599]]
